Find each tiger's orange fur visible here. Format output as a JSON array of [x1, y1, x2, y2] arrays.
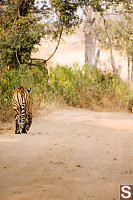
[[12, 86, 32, 134]]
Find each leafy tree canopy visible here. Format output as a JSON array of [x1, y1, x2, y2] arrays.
[[0, 0, 133, 69], [0, 0, 47, 68]]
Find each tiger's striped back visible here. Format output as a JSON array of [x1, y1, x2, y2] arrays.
[[12, 86, 32, 134]]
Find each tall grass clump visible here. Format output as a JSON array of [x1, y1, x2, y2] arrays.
[[49, 64, 130, 111]]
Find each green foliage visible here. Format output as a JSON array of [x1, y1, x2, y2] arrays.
[[114, 14, 133, 58], [49, 0, 81, 34], [0, 64, 48, 111], [18, 0, 35, 16], [0, 0, 133, 70], [0, 0, 35, 17], [99, 13, 133, 58], [0, 64, 130, 121], [0, 11, 45, 68], [49, 64, 130, 109], [128, 96, 133, 113]]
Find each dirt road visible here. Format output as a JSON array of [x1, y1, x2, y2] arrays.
[[0, 109, 133, 200]]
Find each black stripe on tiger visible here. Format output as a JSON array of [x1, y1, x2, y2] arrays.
[[12, 86, 32, 134]]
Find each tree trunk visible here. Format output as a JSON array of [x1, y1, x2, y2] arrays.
[[84, 8, 101, 67], [131, 54, 133, 89], [103, 17, 117, 74], [94, 49, 100, 67], [84, 8, 97, 66], [128, 56, 130, 86], [84, 30, 97, 65]]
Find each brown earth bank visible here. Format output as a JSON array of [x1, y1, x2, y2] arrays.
[[0, 109, 133, 200]]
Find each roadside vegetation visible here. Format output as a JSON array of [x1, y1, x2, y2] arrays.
[[0, 0, 133, 122], [0, 63, 130, 121]]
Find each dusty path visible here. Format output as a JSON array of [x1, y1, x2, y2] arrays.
[[0, 109, 133, 200]]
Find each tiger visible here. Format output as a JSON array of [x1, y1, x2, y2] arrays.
[[12, 86, 32, 134]]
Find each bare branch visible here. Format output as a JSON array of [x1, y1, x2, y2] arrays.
[[46, 25, 63, 62], [16, 48, 21, 66], [101, 14, 117, 74]]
